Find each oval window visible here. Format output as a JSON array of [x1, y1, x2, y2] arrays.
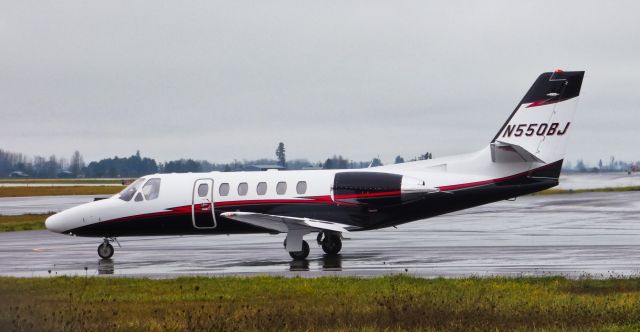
[[238, 182, 248, 196], [276, 182, 287, 195], [296, 181, 307, 194], [219, 183, 230, 196], [257, 182, 267, 195], [198, 183, 209, 197]]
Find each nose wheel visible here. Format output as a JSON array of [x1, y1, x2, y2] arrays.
[[97, 242, 114, 259], [97, 238, 118, 259]]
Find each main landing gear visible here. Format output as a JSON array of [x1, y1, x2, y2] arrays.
[[288, 240, 310, 260], [97, 238, 119, 259], [318, 232, 342, 255], [284, 231, 343, 260]]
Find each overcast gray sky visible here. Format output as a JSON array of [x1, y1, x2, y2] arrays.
[[1, 0, 638, 164]]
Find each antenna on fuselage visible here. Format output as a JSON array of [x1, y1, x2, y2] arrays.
[[367, 155, 381, 168]]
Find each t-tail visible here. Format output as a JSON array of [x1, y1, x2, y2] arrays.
[[490, 70, 584, 178]]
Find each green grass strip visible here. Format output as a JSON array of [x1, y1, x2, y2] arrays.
[[0, 213, 52, 232], [2, 275, 640, 331]]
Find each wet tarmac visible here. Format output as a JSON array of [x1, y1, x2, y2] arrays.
[[1, 191, 639, 278]]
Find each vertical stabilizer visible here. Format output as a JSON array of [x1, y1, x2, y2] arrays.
[[491, 70, 584, 165]]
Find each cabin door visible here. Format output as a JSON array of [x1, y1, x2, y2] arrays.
[[192, 178, 217, 229]]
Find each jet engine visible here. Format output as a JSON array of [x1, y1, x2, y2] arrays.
[[332, 172, 437, 207]]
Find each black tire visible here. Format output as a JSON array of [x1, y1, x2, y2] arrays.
[[321, 234, 342, 255], [288, 240, 310, 260], [98, 242, 114, 259]]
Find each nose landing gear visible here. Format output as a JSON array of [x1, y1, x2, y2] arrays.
[[97, 237, 119, 259]]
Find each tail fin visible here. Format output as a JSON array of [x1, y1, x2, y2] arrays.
[[491, 70, 584, 165]]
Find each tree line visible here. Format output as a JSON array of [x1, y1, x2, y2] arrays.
[[0, 144, 435, 178]]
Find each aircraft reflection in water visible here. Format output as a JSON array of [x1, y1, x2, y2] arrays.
[[97, 259, 114, 275], [88, 255, 339, 274], [45, 70, 585, 261], [289, 255, 343, 272]]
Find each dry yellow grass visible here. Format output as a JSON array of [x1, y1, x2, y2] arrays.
[[0, 179, 126, 184], [534, 185, 640, 195]]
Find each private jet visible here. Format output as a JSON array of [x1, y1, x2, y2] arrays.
[[46, 70, 584, 260]]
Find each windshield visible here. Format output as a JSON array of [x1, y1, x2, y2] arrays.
[[118, 178, 146, 201], [142, 178, 161, 200]]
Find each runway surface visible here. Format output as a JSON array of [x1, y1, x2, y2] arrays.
[[1, 191, 639, 278]]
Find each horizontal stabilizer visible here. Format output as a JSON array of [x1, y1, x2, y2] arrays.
[[491, 141, 545, 163]]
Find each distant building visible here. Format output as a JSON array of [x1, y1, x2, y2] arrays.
[[244, 164, 286, 172], [9, 171, 29, 178], [57, 170, 74, 178]]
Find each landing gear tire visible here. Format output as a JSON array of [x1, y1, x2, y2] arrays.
[[321, 233, 342, 255], [98, 242, 114, 259], [288, 240, 310, 260]]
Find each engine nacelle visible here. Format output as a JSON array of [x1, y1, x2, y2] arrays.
[[333, 172, 437, 207]]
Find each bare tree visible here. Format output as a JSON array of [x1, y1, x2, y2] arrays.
[[70, 150, 85, 177]]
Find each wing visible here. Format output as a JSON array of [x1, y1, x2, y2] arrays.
[[220, 212, 359, 252], [220, 211, 358, 233]]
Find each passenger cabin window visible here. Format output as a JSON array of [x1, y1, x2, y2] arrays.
[[118, 178, 146, 201], [256, 182, 267, 195], [238, 182, 248, 196], [219, 183, 230, 196], [276, 182, 287, 195], [142, 178, 161, 200], [197, 183, 209, 197], [296, 181, 307, 194]]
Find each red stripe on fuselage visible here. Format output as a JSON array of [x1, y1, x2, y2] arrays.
[[101, 192, 403, 224], [333, 190, 401, 199]]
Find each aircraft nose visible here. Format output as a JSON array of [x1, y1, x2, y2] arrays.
[[45, 213, 65, 233]]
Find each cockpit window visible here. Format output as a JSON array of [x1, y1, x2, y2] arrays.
[[118, 178, 146, 201], [142, 178, 161, 200]]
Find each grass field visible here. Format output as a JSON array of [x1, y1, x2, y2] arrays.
[[0, 186, 123, 197], [0, 213, 50, 232], [2, 275, 640, 331]]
